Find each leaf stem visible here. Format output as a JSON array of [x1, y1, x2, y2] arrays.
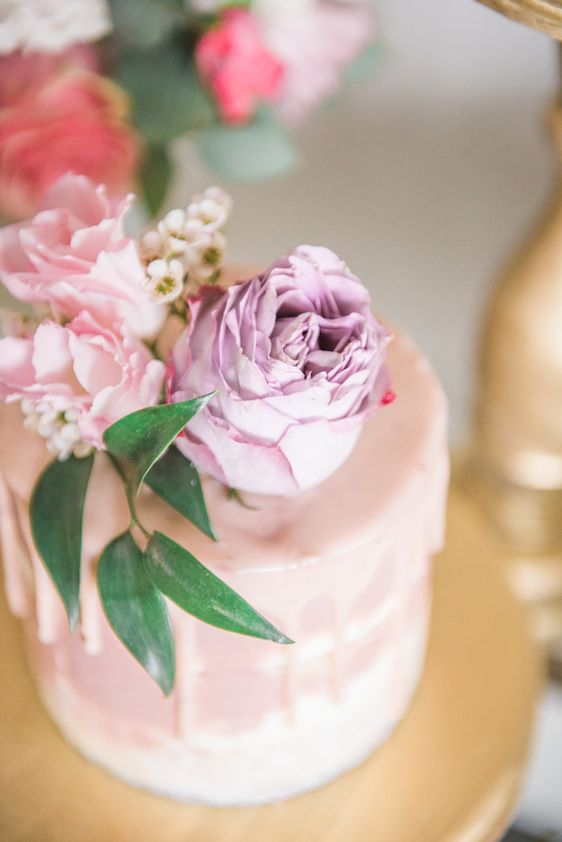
[[108, 453, 153, 540]]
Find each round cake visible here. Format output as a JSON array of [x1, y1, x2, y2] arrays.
[[0, 330, 448, 805]]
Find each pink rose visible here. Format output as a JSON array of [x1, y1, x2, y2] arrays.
[[0, 312, 165, 455], [170, 246, 391, 496], [0, 52, 140, 219], [195, 9, 284, 124], [0, 174, 165, 340], [0, 47, 99, 108]]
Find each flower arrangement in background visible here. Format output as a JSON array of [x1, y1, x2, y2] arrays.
[[0, 174, 392, 693], [0, 0, 379, 220]]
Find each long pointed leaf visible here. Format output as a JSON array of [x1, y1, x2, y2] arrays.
[[103, 395, 213, 498], [98, 532, 175, 695], [145, 446, 216, 541], [145, 532, 293, 645], [30, 454, 94, 630]]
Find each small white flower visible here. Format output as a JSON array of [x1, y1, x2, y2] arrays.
[[183, 230, 226, 277], [23, 412, 41, 432], [187, 187, 232, 231], [160, 208, 187, 236], [37, 410, 60, 439], [19, 399, 93, 461], [73, 440, 94, 459], [140, 229, 165, 263], [144, 258, 186, 304], [140, 186, 232, 301]]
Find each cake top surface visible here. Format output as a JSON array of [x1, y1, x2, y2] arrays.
[[0, 327, 446, 574]]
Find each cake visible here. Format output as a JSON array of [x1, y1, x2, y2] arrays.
[[0, 176, 448, 805]]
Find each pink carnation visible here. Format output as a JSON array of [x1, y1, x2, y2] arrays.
[[0, 312, 165, 451], [196, 9, 284, 124], [171, 246, 391, 496], [0, 174, 165, 340], [0, 50, 140, 219]]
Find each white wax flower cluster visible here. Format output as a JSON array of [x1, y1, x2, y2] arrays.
[[140, 187, 232, 304], [21, 399, 93, 461], [0, 0, 112, 54]]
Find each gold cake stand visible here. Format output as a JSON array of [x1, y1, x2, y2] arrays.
[[0, 475, 542, 842]]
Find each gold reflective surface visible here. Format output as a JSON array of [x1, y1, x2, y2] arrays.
[[475, 106, 562, 497], [476, 0, 562, 38]]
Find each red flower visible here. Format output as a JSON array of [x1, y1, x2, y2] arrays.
[[196, 9, 284, 124]]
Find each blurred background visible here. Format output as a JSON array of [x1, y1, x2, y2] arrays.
[[1, 0, 560, 835], [169, 0, 561, 834], [169, 0, 557, 443]]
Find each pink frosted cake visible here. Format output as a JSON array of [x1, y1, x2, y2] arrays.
[[0, 177, 448, 805]]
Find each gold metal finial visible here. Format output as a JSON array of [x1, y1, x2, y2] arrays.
[[476, 0, 562, 39]]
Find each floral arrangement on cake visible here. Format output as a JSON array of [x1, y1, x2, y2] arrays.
[[0, 174, 392, 694], [0, 0, 379, 221]]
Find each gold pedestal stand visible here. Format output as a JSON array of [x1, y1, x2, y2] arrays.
[[0, 484, 541, 842], [466, 1, 562, 670]]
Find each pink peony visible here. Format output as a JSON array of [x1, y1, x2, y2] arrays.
[[0, 311, 165, 453], [195, 9, 284, 124], [0, 51, 140, 220], [256, 0, 374, 123], [0, 174, 165, 340], [170, 246, 391, 496]]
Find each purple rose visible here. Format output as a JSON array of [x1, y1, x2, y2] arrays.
[[170, 246, 391, 496]]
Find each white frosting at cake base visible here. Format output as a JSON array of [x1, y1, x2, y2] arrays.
[[33, 621, 428, 805]]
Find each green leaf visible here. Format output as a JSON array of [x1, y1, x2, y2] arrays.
[[108, 0, 186, 49], [194, 109, 298, 182], [145, 446, 216, 541], [103, 395, 213, 498], [117, 44, 214, 144], [145, 532, 293, 644], [30, 454, 94, 630], [344, 41, 384, 83], [140, 144, 173, 218], [98, 532, 175, 695]]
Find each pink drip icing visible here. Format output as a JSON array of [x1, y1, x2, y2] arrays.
[[283, 641, 299, 726], [174, 616, 196, 741], [331, 604, 345, 703], [80, 560, 102, 656], [29, 547, 64, 645], [0, 473, 31, 618], [11, 493, 65, 645]]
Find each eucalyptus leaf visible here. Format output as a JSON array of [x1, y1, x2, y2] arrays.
[[145, 446, 216, 541], [30, 454, 94, 630], [140, 144, 172, 217], [145, 532, 293, 644], [103, 395, 213, 498], [98, 532, 175, 695], [117, 44, 214, 144], [107, 0, 185, 49], [344, 41, 384, 83], [194, 109, 298, 182]]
